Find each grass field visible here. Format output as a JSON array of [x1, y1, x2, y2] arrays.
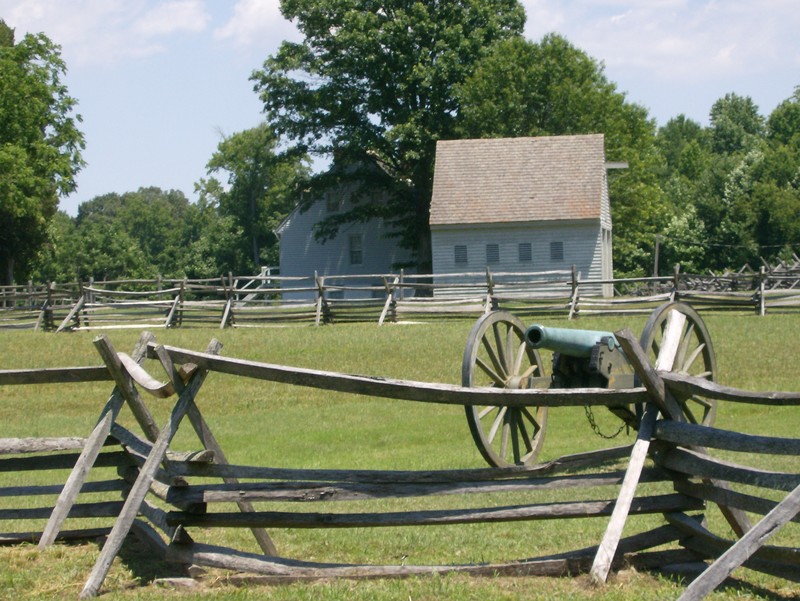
[[1, 311, 799, 600]]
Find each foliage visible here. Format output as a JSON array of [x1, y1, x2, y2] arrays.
[[455, 34, 666, 276], [0, 20, 84, 284], [9, 13, 800, 283], [70, 188, 193, 280], [656, 88, 800, 272], [200, 123, 308, 270], [251, 0, 526, 270], [182, 182, 249, 278], [29, 188, 196, 282], [709, 92, 765, 155]]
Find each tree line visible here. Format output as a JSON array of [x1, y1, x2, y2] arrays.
[[2, 3, 799, 286]]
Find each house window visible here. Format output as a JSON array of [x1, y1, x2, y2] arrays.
[[454, 245, 468, 265], [326, 192, 340, 213], [349, 235, 363, 265], [550, 241, 564, 262], [486, 243, 499, 264], [518, 242, 532, 263]]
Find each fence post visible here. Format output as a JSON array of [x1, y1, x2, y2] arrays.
[[568, 265, 579, 320], [671, 264, 681, 301], [378, 276, 398, 326], [484, 267, 497, 313], [79, 280, 88, 329], [179, 278, 186, 327], [43, 281, 55, 331], [758, 266, 766, 316], [314, 271, 331, 325]]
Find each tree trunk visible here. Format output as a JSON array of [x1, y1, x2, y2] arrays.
[[4, 256, 14, 285]]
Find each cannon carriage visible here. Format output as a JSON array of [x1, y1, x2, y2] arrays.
[[463, 301, 717, 467]]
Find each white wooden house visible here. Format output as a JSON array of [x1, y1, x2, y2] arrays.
[[429, 134, 615, 296], [274, 179, 413, 300]]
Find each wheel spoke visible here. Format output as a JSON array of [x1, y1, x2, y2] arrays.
[[675, 322, 696, 371], [478, 405, 496, 419], [520, 406, 542, 434], [510, 415, 521, 464], [492, 322, 509, 375], [682, 403, 700, 424], [649, 337, 661, 359], [690, 396, 715, 410], [476, 356, 505, 387], [681, 342, 705, 375], [518, 363, 539, 381], [487, 406, 508, 443], [515, 411, 534, 454], [505, 327, 516, 373], [500, 420, 510, 458], [481, 335, 507, 381], [513, 340, 527, 376]]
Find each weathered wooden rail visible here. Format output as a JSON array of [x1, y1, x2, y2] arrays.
[[1, 331, 799, 599], [5, 262, 800, 331]]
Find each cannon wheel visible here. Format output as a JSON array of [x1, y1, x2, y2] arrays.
[[463, 311, 548, 467], [638, 301, 717, 425]]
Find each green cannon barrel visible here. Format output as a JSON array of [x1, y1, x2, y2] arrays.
[[524, 324, 619, 358]]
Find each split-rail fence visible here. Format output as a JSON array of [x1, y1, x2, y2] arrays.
[[3, 261, 800, 331], [1, 330, 799, 599]]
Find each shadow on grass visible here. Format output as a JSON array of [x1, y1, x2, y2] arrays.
[[656, 564, 798, 601]]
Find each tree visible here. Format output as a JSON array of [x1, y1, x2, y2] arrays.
[[767, 87, 800, 149], [181, 184, 247, 278], [201, 123, 308, 271], [681, 90, 800, 270], [0, 20, 85, 284], [656, 115, 707, 179], [455, 34, 665, 276], [252, 0, 526, 271], [709, 93, 764, 155], [28, 210, 81, 283]]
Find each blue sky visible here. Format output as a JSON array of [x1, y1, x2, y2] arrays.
[[2, 0, 798, 216]]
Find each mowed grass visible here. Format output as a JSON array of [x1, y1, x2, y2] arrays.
[[1, 312, 799, 600]]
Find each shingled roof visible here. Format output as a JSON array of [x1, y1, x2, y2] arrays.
[[430, 134, 607, 226]]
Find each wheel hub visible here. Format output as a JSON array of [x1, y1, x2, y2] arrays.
[[506, 375, 527, 389]]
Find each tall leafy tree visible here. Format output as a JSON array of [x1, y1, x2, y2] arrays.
[[200, 123, 308, 271], [767, 87, 800, 149], [656, 115, 707, 179], [252, 0, 526, 271], [662, 90, 800, 271], [181, 182, 247, 278], [709, 92, 765, 155], [0, 20, 84, 284], [71, 188, 193, 280], [455, 34, 665, 276]]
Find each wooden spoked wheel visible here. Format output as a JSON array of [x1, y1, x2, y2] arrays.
[[638, 301, 717, 425], [463, 311, 548, 467]]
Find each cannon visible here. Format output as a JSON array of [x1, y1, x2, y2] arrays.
[[462, 302, 717, 467]]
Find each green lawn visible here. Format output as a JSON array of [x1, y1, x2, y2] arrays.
[[1, 312, 799, 600]]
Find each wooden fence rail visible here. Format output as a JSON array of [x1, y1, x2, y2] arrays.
[[1, 327, 799, 598], [4, 263, 800, 331]]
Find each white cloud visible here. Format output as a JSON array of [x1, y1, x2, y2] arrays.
[[132, 0, 210, 37], [520, 0, 800, 81], [214, 0, 300, 54], [0, 0, 210, 66]]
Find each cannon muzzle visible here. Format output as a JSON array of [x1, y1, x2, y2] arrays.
[[524, 325, 619, 358]]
